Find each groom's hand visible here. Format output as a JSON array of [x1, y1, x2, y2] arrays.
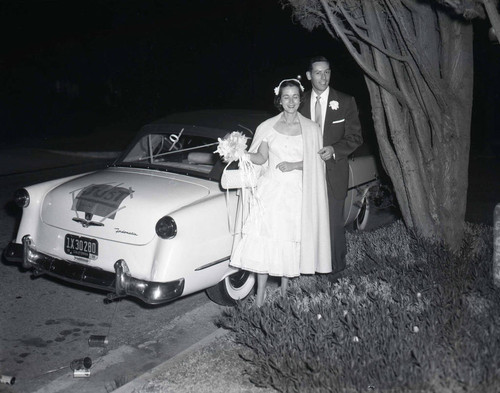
[[318, 146, 335, 161]]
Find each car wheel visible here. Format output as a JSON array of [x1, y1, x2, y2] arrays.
[[206, 269, 256, 306], [354, 184, 398, 231]]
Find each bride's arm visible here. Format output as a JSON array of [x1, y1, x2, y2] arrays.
[[247, 141, 268, 164], [277, 161, 302, 172]]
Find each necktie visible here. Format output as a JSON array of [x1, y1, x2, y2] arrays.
[[315, 95, 322, 128]]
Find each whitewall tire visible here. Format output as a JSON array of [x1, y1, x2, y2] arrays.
[[206, 269, 255, 306]]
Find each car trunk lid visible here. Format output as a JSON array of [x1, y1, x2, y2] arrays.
[[40, 168, 211, 245]]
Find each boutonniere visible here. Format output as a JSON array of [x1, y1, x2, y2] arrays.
[[329, 100, 339, 110]]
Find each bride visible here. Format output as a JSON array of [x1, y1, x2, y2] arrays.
[[230, 78, 331, 307]]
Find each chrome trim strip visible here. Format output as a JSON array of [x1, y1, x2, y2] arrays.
[[195, 256, 228, 271], [347, 178, 378, 192]]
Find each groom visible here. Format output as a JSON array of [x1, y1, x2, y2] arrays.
[[299, 56, 363, 278]]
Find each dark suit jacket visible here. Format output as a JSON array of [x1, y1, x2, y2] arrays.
[[300, 88, 363, 200]]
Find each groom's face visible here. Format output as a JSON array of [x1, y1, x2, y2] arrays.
[[307, 61, 331, 95]]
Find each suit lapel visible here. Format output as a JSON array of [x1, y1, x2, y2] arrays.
[[325, 89, 341, 127]]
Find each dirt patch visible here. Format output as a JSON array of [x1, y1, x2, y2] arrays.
[[135, 333, 274, 393]]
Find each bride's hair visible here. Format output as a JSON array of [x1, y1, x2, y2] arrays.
[[273, 79, 304, 110]]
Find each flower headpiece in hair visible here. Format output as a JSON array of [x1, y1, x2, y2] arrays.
[[274, 78, 305, 96]]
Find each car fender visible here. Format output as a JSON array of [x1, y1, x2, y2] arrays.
[[15, 172, 95, 243], [149, 190, 238, 295]]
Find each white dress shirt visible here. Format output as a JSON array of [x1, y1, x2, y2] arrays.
[[310, 87, 335, 159], [310, 87, 329, 134]]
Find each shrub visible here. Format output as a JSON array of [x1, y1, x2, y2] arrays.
[[218, 221, 500, 392]]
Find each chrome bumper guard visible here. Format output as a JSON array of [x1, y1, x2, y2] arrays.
[[3, 236, 184, 305]]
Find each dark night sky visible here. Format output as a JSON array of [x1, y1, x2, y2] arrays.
[[0, 0, 498, 152]]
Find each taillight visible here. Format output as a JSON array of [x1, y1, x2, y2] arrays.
[[155, 216, 177, 239], [14, 188, 30, 208]]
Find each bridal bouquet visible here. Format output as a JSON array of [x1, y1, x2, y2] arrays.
[[215, 131, 257, 189], [215, 131, 249, 163]]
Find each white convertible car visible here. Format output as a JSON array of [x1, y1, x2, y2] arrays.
[[4, 110, 383, 306]]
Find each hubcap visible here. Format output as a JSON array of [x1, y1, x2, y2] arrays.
[[228, 270, 250, 289]]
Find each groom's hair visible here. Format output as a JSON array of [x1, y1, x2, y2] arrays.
[[308, 56, 330, 72]]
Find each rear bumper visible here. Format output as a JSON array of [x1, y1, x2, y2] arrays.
[[3, 236, 184, 305]]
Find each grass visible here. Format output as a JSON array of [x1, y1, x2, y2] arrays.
[[218, 220, 498, 392]]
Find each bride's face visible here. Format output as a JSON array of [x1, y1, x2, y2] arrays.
[[280, 86, 300, 114]]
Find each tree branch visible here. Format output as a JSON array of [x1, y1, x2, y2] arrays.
[[321, 12, 360, 41], [318, 0, 407, 103], [339, 0, 369, 30], [384, 0, 448, 111], [302, 3, 326, 20], [322, 19, 356, 41], [376, 2, 442, 150], [338, 1, 410, 62], [398, 0, 419, 13], [480, 0, 500, 43]]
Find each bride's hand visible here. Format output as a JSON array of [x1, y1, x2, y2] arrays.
[[276, 161, 294, 172]]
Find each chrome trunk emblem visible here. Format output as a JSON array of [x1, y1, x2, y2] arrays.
[[72, 218, 105, 228]]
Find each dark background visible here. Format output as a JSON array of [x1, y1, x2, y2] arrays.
[[1, 0, 498, 154]]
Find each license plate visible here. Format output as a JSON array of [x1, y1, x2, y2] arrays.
[[64, 234, 98, 260]]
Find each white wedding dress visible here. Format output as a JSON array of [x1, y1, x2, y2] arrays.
[[230, 128, 303, 277]]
